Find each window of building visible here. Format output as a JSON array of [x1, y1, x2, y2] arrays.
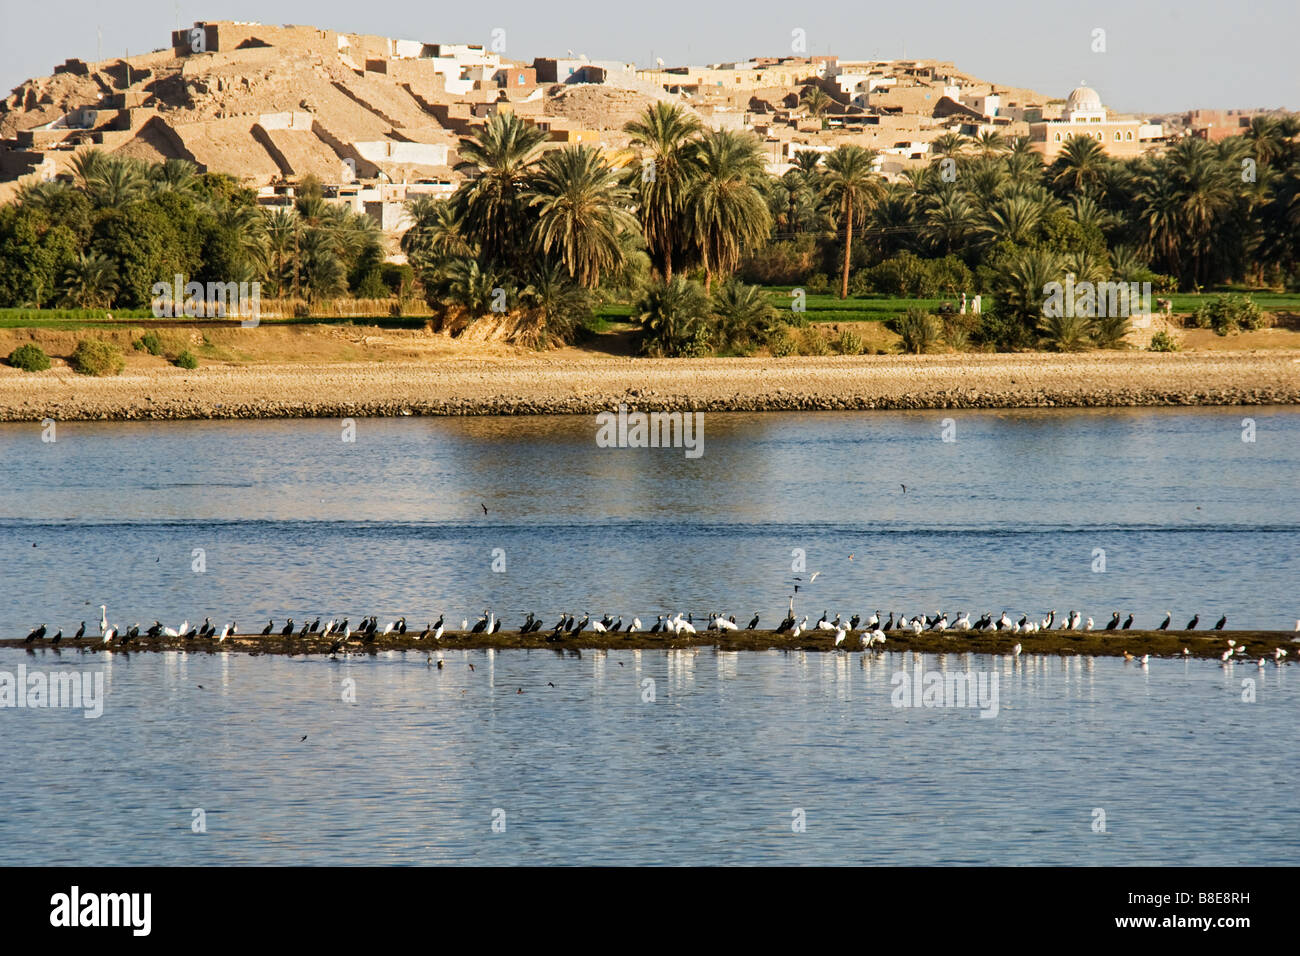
[[1125, 131, 1133, 141]]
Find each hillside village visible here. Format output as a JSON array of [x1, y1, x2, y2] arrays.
[[2, 17, 1272, 239]]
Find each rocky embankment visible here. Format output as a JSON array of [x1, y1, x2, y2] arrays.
[[1, 351, 1298, 421]]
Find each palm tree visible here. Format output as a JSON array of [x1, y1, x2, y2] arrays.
[[1069, 194, 1119, 235], [1050, 135, 1109, 196], [800, 85, 833, 120], [983, 194, 1045, 246], [1133, 165, 1183, 280], [257, 208, 299, 296], [994, 247, 1065, 344], [711, 279, 777, 352], [1005, 136, 1044, 184], [150, 158, 201, 195], [454, 111, 547, 262], [521, 260, 593, 345], [868, 183, 918, 258], [902, 166, 938, 195], [635, 276, 712, 356], [930, 133, 970, 163], [624, 102, 703, 281], [820, 144, 881, 298], [962, 156, 1009, 203], [298, 228, 346, 303], [69, 149, 110, 191], [1109, 245, 1150, 282], [401, 196, 470, 270], [1245, 115, 1296, 169], [1166, 137, 1235, 287], [974, 130, 1009, 158], [922, 186, 978, 256], [60, 251, 118, 308], [431, 257, 506, 317], [527, 145, 639, 288], [85, 156, 147, 209], [1062, 248, 1109, 285], [683, 130, 771, 293], [1039, 309, 1093, 351], [792, 150, 824, 177]]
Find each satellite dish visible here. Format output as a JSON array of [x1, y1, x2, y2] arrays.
[[656, 57, 664, 67]]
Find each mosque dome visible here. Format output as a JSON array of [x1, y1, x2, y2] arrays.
[[1066, 85, 1103, 113]]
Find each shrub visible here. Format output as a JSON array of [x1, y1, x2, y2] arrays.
[[1038, 311, 1093, 351], [804, 273, 830, 295], [767, 326, 797, 357], [889, 308, 941, 354], [69, 339, 124, 376], [1148, 330, 1179, 352], [381, 262, 416, 296], [1091, 313, 1132, 349], [7, 344, 51, 372], [134, 330, 163, 355], [923, 255, 974, 297], [1190, 294, 1264, 335], [738, 237, 818, 285], [974, 311, 1033, 351], [863, 252, 928, 297], [835, 327, 864, 355], [798, 326, 833, 355], [941, 313, 979, 352], [173, 350, 198, 369], [352, 267, 388, 300]]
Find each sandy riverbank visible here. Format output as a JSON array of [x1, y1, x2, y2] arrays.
[[2, 349, 1300, 421], [3, 629, 1294, 659]]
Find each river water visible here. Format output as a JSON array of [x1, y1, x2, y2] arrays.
[[0, 408, 1296, 864]]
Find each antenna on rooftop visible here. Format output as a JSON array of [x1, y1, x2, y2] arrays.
[[97, 26, 102, 63]]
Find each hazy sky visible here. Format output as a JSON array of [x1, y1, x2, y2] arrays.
[[2, 0, 1296, 113]]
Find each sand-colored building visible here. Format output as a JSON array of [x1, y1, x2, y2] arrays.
[[1029, 86, 1163, 160]]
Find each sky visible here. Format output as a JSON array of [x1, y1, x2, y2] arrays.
[[1, 0, 1296, 114]]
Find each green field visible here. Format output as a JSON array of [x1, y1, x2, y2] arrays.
[[760, 289, 954, 323], [5, 289, 1299, 334]]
